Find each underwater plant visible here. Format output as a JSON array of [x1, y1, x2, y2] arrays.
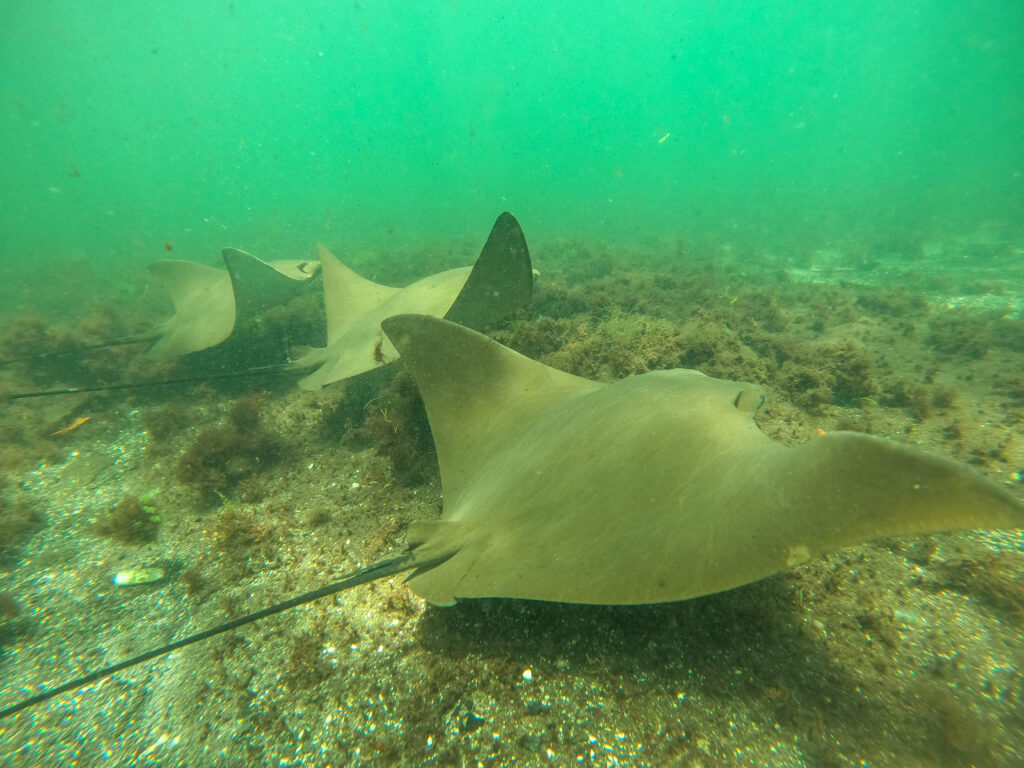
[[93, 490, 161, 544], [0, 490, 44, 564], [176, 393, 287, 502], [356, 372, 437, 485]]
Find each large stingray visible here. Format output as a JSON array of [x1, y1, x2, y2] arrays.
[[381, 314, 1024, 605], [146, 250, 320, 359], [4, 313, 1024, 719], [290, 211, 532, 390]]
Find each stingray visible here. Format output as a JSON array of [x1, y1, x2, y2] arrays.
[[380, 315, 1024, 604], [4, 315, 1022, 718], [290, 211, 532, 390], [146, 250, 321, 359], [1, 251, 320, 398]]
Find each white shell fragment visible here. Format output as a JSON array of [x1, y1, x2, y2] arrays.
[[113, 567, 165, 586]]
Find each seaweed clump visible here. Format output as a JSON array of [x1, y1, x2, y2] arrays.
[[209, 502, 282, 579], [176, 394, 285, 503], [932, 552, 1024, 619], [357, 372, 437, 486], [994, 316, 1024, 353], [282, 626, 340, 694], [0, 591, 29, 648], [778, 361, 833, 411], [827, 343, 877, 406], [676, 315, 770, 383], [0, 305, 146, 385], [142, 398, 193, 443], [93, 494, 160, 544], [927, 307, 993, 359], [0, 488, 45, 563], [212, 504, 273, 553], [881, 379, 934, 421], [855, 286, 930, 322], [0, 312, 86, 383], [541, 311, 687, 381], [776, 343, 875, 412]]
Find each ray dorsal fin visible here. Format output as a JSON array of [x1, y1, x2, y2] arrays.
[[444, 211, 533, 329], [318, 244, 400, 345], [382, 315, 599, 500], [148, 259, 234, 321]]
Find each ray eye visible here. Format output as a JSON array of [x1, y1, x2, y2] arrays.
[[734, 390, 766, 413]]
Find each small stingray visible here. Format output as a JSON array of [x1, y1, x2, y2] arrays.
[[290, 211, 532, 390], [382, 315, 1024, 605], [146, 250, 320, 359]]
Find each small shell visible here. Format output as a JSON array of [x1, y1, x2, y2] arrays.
[[113, 567, 165, 586]]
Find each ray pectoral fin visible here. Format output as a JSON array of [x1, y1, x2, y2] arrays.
[[382, 314, 598, 500], [318, 243, 399, 343], [403, 520, 466, 605], [770, 431, 1024, 558], [406, 519, 457, 548], [146, 260, 237, 358]]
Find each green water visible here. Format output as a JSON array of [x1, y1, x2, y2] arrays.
[[3, 5, 1024, 763], [1, 1, 1022, 288]]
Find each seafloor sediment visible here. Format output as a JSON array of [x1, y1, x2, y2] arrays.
[[1, 235, 1022, 767]]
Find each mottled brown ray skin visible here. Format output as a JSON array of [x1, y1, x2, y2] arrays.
[[146, 252, 320, 359], [382, 315, 1024, 606], [293, 212, 532, 390]]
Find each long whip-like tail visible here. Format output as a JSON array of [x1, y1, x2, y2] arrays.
[[0, 551, 447, 719]]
